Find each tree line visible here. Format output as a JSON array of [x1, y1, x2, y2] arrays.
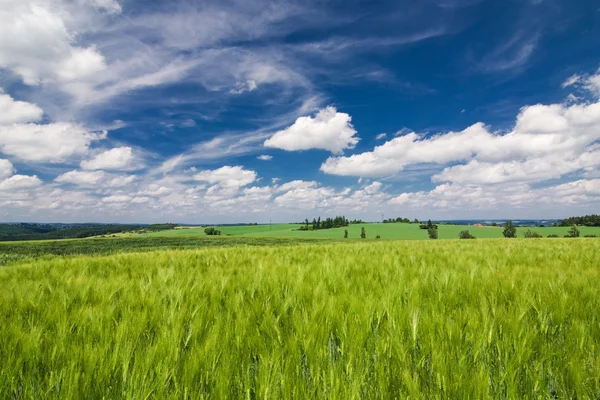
[[299, 216, 349, 231], [383, 217, 419, 224], [560, 214, 600, 227]]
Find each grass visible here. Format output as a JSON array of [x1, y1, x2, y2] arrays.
[[1, 239, 599, 398], [0, 236, 326, 266], [146, 222, 600, 240]]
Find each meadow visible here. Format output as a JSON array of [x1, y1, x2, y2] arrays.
[[1, 238, 599, 398], [147, 222, 600, 240]]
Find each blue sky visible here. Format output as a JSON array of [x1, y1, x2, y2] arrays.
[[0, 0, 599, 223]]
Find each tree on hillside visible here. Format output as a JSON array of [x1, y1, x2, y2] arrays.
[[360, 227, 366, 239], [503, 220, 517, 238]]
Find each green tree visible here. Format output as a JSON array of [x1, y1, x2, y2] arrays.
[[459, 230, 475, 239], [428, 227, 438, 239], [503, 220, 517, 238], [204, 227, 221, 236], [344, 229, 348, 239], [360, 227, 366, 239], [566, 225, 580, 238]]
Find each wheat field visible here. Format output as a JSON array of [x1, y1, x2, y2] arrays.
[[1, 239, 599, 399]]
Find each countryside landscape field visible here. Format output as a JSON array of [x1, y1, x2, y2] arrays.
[[1, 238, 599, 398], [144, 222, 600, 240], [2, 0, 600, 397]]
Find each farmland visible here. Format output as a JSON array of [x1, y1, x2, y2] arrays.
[[1, 238, 599, 398], [145, 222, 600, 240]]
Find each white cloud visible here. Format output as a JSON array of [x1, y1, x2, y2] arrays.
[[0, 92, 44, 124], [81, 147, 136, 170], [102, 195, 131, 203], [388, 179, 600, 213], [0, 174, 42, 190], [375, 133, 387, 140], [257, 154, 273, 161], [105, 175, 136, 187], [0, 123, 106, 163], [131, 196, 151, 204], [84, 0, 122, 14], [321, 100, 600, 183], [264, 106, 359, 153], [561, 69, 600, 97], [55, 170, 105, 186], [0, 0, 107, 85], [139, 184, 171, 197], [0, 159, 14, 179], [562, 74, 581, 88], [194, 166, 257, 188]]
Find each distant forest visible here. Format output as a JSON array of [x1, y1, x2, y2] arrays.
[[0, 223, 177, 241], [560, 215, 600, 227]]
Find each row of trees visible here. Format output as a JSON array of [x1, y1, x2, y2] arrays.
[[560, 214, 600, 227], [299, 216, 349, 231], [383, 217, 419, 224]]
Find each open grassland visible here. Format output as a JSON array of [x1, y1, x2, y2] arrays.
[[1, 239, 599, 398], [148, 223, 600, 240]]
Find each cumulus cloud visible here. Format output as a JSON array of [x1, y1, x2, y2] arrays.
[[55, 170, 105, 186], [0, 92, 44, 124], [0, 174, 42, 190], [194, 166, 257, 188], [81, 147, 137, 170], [264, 106, 359, 153], [0, 0, 107, 86], [389, 179, 600, 212], [105, 174, 136, 187], [102, 195, 132, 203], [0, 158, 14, 179], [321, 100, 600, 184], [0, 123, 106, 163], [257, 154, 273, 161]]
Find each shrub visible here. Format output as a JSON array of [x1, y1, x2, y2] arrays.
[[204, 227, 221, 236], [360, 227, 366, 239], [375, 235, 381, 239], [459, 230, 475, 239], [583, 234, 598, 238], [503, 220, 517, 238], [524, 230, 542, 238], [344, 229, 348, 239], [565, 225, 580, 238], [547, 234, 560, 238], [427, 227, 438, 239]]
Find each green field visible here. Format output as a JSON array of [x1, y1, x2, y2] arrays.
[[1, 238, 599, 398], [147, 222, 600, 240]]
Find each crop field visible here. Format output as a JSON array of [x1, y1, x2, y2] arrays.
[[147, 223, 600, 240], [1, 238, 599, 398]]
